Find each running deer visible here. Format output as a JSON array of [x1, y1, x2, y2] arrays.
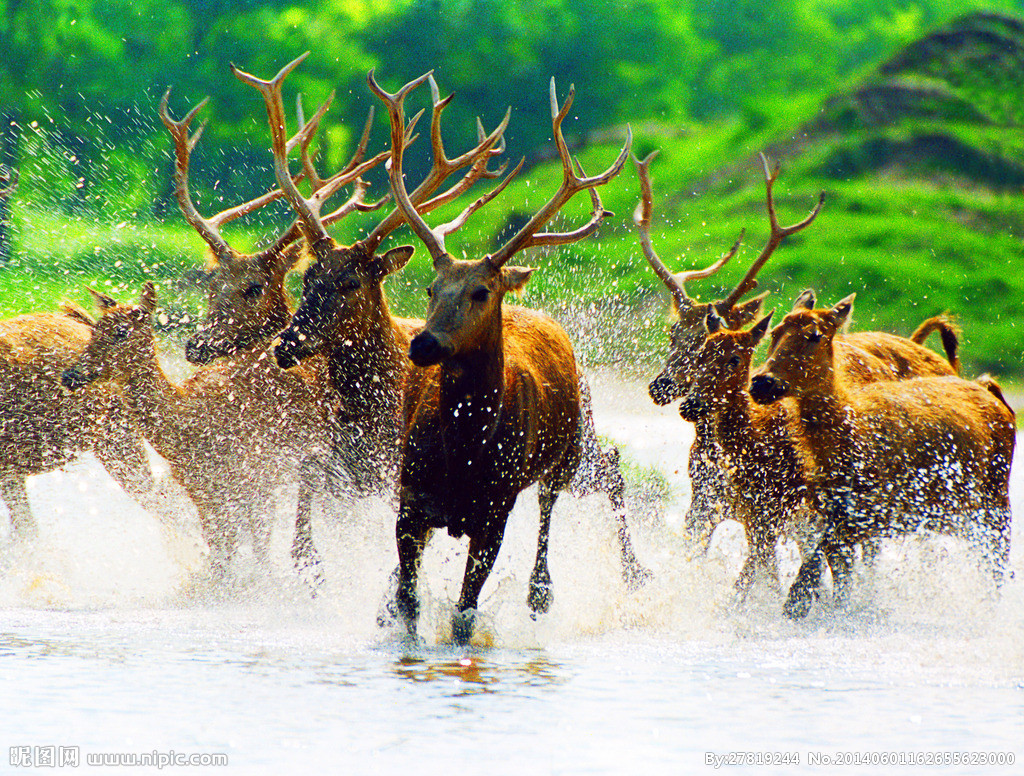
[[1, 305, 156, 537], [749, 296, 1015, 619], [633, 151, 820, 544], [375, 71, 636, 643], [161, 79, 389, 580], [236, 58, 646, 607], [62, 284, 333, 576]]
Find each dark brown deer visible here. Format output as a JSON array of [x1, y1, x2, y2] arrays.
[[1, 305, 156, 537], [374, 70, 633, 643], [750, 296, 1015, 619]]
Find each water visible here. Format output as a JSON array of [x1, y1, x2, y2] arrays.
[[2, 370, 1022, 774]]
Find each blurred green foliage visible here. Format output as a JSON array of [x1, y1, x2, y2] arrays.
[[1, 0, 1023, 380]]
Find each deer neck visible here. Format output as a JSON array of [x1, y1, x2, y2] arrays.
[[437, 313, 506, 464], [792, 366, 856, 480], [328, 289, 406, 424], [118, 335, 183, 451]]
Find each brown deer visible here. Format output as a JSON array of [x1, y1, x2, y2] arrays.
[[1, 305, 156, 537], [160, 79, 390, 581], [633, 151, 819, 546], [749, 295, 1015, 619], [373, 70, 633, 643], [62, 284, 333, 577]]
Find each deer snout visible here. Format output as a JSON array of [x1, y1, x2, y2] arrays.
[[678, 393, 709, 422], [274, 339, 301, 370], [648, 374, 681, 405], [749, 374, 788, 405], [409, 331, 454, 367], [184, 336, 215, 365], [61, 367, 92, 390]]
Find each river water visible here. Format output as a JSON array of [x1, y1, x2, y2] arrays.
[[1, 369, 1022, 774]]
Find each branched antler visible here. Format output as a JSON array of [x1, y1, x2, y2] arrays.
[[632, 151, 742, 310], [722, 153, 824, 307]]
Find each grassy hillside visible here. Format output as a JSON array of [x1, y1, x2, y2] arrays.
[[1, 11, 1022, 382]]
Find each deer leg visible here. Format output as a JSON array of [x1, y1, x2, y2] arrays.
[[529, 483, 557, 618], [860, 538, 881, 569], [783, 546, 827, 620], [733, 553, 757, 600], [601, 446, 650, 590], [1, 476, 35, 539], [292, 457, 324, 592], [93, 424, 156, 506], [395, 500, 431, 637], [453, 525, 504, 646], [823, 541, 854, 611]]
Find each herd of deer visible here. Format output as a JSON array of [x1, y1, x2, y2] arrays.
[[0, 55, 1016, 642]]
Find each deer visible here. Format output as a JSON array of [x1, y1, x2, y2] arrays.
[[634, 152, 961, 565], [160, 79, 392, 582], [370, 69, 634, 644], [235, 57, 647, 608], [1, 304, 157, 538], [749, 295, 1015, 619], [62, 283, 334, 577]]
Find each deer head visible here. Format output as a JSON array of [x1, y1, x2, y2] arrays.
[[62, 284, 160, 389], [749, 293, 856, 405], [677, 310, 773, 422], [634, 152, 823, 405], [370, 72, 630, 367]]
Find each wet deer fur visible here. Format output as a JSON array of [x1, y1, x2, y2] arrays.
[[378, 70, 641, 643], [62, 285, 333, 575], [749, 296, 1015, 619], [1, 306, 156, 537]]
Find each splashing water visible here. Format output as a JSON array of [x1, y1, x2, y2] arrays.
[[2, 369, 1022, 774]]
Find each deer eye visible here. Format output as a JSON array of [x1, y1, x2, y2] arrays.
[[426, 286, 433, 298], [112, 324, 130, 341], [242, 282, 263, 300], [807, 330, 822, 345], [728, 355, 741, 367], [471, 286, 490, 303]]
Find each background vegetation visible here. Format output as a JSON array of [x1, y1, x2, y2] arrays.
[[1, 0, 1022, 379]]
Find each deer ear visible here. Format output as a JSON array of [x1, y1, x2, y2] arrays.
[[140, 282, 158, 314], [792, 288, 816, 311], [730, 292, 767, 325], [705, 308, 725, 334], [381, 245, 414, 276], [830, 293, 855, 326], [500, 266, 535, 294], [748, 309, 774, 345], [87, 287, 118, 311]]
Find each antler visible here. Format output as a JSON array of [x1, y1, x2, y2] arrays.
[[722, 152, 825, 307], [160, 87, 318, 263], [632, 151, 742, 310], [368, 70, 522, 267], [294, 95, 390, 227], [232, 53, 392, 253], [361, 71, 512, 255], [0, 166, 17, 198], [485, 78, 632, 270]]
